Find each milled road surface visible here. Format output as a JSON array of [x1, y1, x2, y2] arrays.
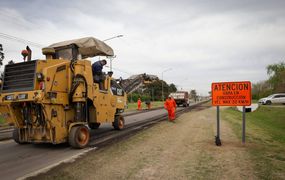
[[0, 105, 190, 180]]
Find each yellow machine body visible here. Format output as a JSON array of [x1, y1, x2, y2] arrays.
[[0, 38, 126, 147]]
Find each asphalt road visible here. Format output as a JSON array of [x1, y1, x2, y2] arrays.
[[0, 107, 180, 180]]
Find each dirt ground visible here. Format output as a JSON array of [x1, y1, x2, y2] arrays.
[[38, 105, 257, 180]]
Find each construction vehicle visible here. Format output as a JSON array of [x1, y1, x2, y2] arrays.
[[169, 91, 189, 107], [120, 73, 158, 93], [0, 37, 127, 148]]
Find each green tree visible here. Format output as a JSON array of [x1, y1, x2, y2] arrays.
[[149, 80, 167, 100], [190, 89, 197, 102], [252, 80, 272, 99], [127, 92, 151, 102], [144, 80, 177, 101], [126, 80, 177, 102], [267, 62, 285, 92], [169, 83, 177, 93]]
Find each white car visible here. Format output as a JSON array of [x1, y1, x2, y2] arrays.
[[258, 93, 285, 105]]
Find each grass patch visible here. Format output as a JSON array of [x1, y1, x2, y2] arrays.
[[252, 99, 258, 103], [0, 116, 5, 125], [125, 101, 164, 111], [222, 106, 285, 179]]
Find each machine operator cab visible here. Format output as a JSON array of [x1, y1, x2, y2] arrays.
[[42, 37, 121, 91]]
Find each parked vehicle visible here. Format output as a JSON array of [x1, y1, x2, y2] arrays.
[[258, 93, 285, 105], [169, 91, 189, 107]]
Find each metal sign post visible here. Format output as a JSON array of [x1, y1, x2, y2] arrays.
[[242, 106, 246, 143], [215, 106, 222, 146], [211, 81, 251, 146]]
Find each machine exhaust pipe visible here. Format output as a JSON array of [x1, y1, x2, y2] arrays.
[[75, 102, 83, 122], [26, 46, 32, 61]]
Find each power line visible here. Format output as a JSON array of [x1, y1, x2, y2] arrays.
[[0, 11, 59, 40], [0, 32, 43, 48], [103, 35, 123, 42]]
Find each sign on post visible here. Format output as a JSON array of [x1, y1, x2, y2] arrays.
[[211, 81, 252, 146], [212, 81, 251, 106]]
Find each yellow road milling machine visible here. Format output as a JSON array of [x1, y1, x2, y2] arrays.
[[0, 37, 127, 148]]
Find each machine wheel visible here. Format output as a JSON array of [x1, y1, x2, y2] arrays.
[[266, 100, 272, 105], [13, 128, 25, 144], [88, 123, 101, 129], [113, 115, 125, 130], [69, 125, 90, 149]]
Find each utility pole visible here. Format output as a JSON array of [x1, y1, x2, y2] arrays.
[[103, 35, 123, 72], [161, 68, 172, 101]]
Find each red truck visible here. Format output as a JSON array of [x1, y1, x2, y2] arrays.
[[169, 91, 190, 107]]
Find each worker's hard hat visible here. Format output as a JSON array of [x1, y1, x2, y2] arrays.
[[21, 50, 29, 56], [101, 59, 107, 64]]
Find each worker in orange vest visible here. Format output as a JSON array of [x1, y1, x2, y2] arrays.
[[164, 95, 177, 121], [137, 98, 142, 110]]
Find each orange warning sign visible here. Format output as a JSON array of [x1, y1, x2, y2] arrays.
[[212, 81, 251, 106]]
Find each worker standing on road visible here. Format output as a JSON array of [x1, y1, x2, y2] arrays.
[[137, 98, 142, 110], [164, 95, 177, 121]]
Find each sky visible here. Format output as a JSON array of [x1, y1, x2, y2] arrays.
[[0, 0, 284, 95]]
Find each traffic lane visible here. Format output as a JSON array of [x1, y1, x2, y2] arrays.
[[124, 107, 183, 124], [0, 140, 93, 180], [0, 107, 175, 180], [0, 124, 120, 180], [92, 107, 182, 133], [89, 107, 174, 139]]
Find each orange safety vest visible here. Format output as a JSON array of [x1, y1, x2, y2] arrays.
[[164, 98, 176, 110]]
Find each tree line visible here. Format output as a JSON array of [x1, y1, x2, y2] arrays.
[[252, 61, 285, 99], [127, 80, 177, 102], [127, 80, 199, 102]]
